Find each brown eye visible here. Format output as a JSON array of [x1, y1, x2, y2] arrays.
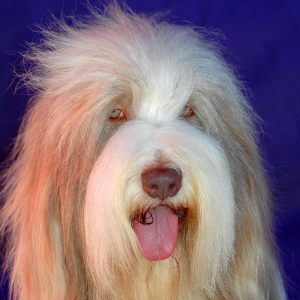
[[110, 109, 126, 120], [181, 106, 195, 118]]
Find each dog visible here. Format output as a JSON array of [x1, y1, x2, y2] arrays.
[[0, 4, 286, 300]]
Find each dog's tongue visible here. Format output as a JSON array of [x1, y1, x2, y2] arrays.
[[133, 206, 178, 261]]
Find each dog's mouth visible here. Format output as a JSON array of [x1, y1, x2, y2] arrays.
[[133, 205, 187, 261]]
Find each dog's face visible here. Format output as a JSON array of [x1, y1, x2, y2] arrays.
[[1, 6, 286, 300], [80, 14, 243, 295]]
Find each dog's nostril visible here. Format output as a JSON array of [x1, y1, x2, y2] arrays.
[[141, 168, 182, 200]]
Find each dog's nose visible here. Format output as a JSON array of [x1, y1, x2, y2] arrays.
[[141, 168, 182, 200]]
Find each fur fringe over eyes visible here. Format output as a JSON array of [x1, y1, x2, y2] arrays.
[[1, 3, 286, 300]]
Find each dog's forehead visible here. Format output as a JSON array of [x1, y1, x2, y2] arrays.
[[134, 83, 192, 123], [90, 23, 200, 122], [124, 47, 196, 123], [108, 56, 195, 123]]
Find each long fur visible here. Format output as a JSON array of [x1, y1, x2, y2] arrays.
[[1, 4, 286, 300]]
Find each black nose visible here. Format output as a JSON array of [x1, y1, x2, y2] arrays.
[[141, 168, 182, 200]]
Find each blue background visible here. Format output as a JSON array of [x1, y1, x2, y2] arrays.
[[0, 0, 299, 299]]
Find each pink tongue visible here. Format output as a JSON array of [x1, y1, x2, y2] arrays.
[[133, 206, 178, 261]]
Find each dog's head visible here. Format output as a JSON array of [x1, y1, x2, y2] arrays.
[[1, 5, 285, 300], [76, 8, 240, 291]]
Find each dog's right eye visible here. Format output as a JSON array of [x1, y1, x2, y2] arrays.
[[181, 106, 195, 118], [110, 109, 126, 121]]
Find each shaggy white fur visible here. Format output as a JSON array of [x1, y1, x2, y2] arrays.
[[1, 4, 286, 300]]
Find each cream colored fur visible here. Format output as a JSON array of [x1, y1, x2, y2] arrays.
[[1, 4, 286, 300]]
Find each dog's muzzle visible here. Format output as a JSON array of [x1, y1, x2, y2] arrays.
[[85, 120, 235, 265]]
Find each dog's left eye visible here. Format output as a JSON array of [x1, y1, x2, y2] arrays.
[[181, 106, 195, 118], [110, 109, 126, 120]]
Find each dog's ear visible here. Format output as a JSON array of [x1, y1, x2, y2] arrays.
[[0, 89, 105, 298]]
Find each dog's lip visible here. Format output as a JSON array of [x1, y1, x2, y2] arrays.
[[174, 207, 188, 223], [132, 205, 187, 225]]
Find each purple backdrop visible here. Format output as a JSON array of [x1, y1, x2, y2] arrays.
[[0, 0, 299, 299]]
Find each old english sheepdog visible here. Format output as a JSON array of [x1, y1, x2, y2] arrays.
[[1, 4, 286, 300]]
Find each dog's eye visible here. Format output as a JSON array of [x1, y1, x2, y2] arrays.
[[110, 109, 126, 120], [181, 106, 195, 118]]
